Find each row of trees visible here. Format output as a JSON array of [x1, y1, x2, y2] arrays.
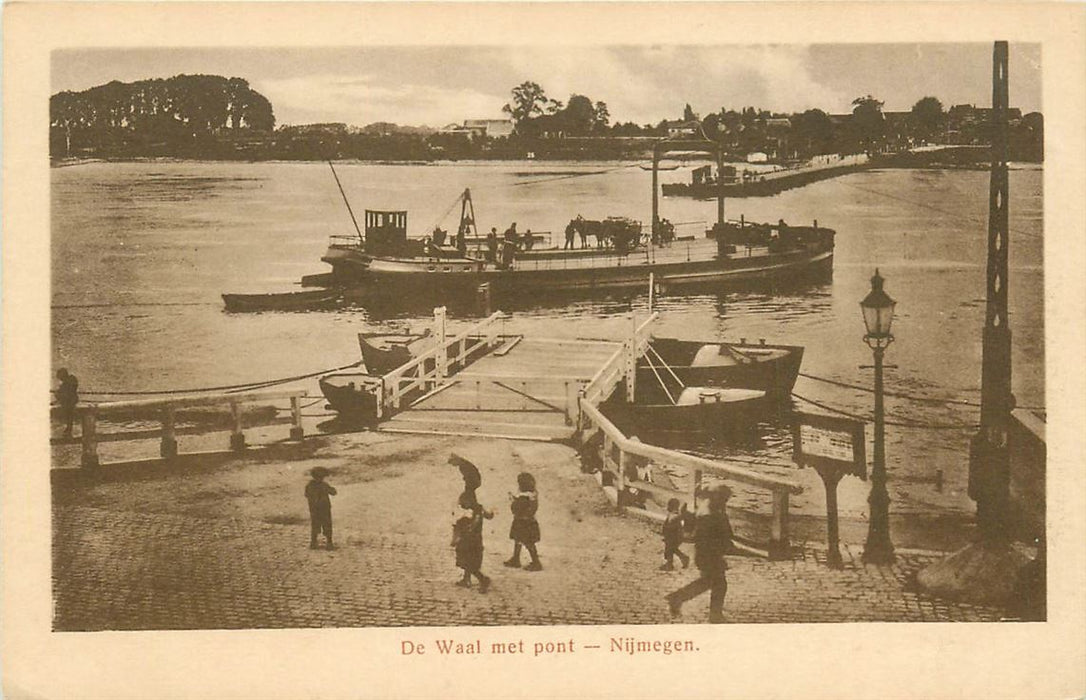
[[502, 82, 610, 136], [50, 75, 275, 157], [49, 74, 1043, 162]]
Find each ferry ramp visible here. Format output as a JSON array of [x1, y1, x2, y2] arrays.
[[378, 337, 624, 441]]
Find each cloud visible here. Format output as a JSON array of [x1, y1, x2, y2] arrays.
[[497, 46, 850, 124], [258, 74, 508, 127]]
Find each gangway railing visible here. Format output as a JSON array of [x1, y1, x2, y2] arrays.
[[359, 309, 505, 418], [70, 388, 310, 468], [580, 313, 657, 407], [577, 398, 801, 559]]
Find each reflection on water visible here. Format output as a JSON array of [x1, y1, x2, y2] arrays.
[[51, 162, 1044, 524]]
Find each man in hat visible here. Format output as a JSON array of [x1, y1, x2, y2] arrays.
[[305, 467, 338, 549], [665, 484, 735, 623]]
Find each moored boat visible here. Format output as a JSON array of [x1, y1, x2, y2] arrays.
[[603, 386, 769, 432], [222, 289, 339, 312], [357, 330, 434, 374], [640, 337, 803, 403]]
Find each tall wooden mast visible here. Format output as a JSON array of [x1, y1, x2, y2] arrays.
[[968, 40, 1014, 540]]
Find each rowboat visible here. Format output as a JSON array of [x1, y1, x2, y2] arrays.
[[357, 330, 434, 374], [603, 387, 769, 432], [221, 289, 339, 312], [640, 338, 803, 403]]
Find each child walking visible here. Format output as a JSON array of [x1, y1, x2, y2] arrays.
[[504, 472, 542, 571], [305, 466, 338, 550], [451, 490, 493, 593], [660, 498, 691, 571]]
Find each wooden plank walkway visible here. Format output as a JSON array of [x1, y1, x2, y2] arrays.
[[378, 337, 622, 441]]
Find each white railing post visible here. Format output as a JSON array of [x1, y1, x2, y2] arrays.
[[375, 379, 385, 419], [160, 405, 178, 458], [229, 400, 246, 451], [625, 314, 637, 402], [768, 489, 791, 560], [290, 396, 304, 440], [80, 407, 99, 469], [434, 306, 448, 379]]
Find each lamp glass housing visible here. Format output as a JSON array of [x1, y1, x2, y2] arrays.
[[860, 269, 896, 338]]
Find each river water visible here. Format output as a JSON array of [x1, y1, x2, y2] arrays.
[[51, 161, 1044, 525]]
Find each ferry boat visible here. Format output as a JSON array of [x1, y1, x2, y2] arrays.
[[307, 188, 833, 299]]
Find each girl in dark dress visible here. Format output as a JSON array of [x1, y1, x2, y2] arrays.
[[504, 472, 542, 571], [452, 490, 492, 592]]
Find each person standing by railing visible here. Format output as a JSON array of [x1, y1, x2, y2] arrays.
[[55, 368, 79, 437]]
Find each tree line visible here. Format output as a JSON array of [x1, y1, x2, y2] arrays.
[[50, 75, 1043, 162], [50, 75, 275, 158]]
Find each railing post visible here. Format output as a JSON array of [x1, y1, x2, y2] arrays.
[[160, 405, 178, 459], [564, 381, 576, 426], [576, 389, 586, 431], [625, 314, 637, 402], [229, 400, 246, 451], [375, 379, 385, 420], [691, 468, 702, 510], [80, 407, 99, 469], [615, 444, 627, 513], [434, 306, 448, 379], [289, 396, 304, 440], [768, 488, 792, 560]]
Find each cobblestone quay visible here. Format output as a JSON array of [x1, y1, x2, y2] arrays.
[[52, 434, 1008, 629]]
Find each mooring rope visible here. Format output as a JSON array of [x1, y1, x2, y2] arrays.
[[791, 392, 977, 431], [797, 371, 1043, 411], [79, 359, 363, 397]]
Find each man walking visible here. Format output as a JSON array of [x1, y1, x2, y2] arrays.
[[665, 485, 735, 623]]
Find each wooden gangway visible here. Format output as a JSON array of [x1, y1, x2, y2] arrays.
[[373, 311, 655, 441], [367, 306, 801, 557]]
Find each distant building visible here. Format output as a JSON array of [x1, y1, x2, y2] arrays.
[[746, 152, 769, 163], [664, 120, 701, 138], [765, 117, 792, 131], [463, 119, 514, 138]]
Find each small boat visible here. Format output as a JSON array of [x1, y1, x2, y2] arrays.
[[357, 330, 434, 374], [640, 338, 803, 403], [221, 289, 339, 312], [318, 372, 380, 419], [604, 387, 769, 432]]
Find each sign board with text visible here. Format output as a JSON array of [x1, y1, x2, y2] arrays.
[[792, 411, 867, 479]]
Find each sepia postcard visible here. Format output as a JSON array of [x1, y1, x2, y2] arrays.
[[3, 2, 1085, 698]]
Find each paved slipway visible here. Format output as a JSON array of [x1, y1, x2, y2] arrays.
[[52, 433, 1008, 630]]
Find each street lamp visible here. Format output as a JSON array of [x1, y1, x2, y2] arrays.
[[860, 268, 896, 564]]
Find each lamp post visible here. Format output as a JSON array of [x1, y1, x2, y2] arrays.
[[861, 269, 896, 564]]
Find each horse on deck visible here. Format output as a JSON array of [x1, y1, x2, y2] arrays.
[[569, 216, 643, 254]]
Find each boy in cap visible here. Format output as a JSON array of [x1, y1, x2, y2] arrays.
[[305, 467, 338, 549], [665, 484, 735, 623]]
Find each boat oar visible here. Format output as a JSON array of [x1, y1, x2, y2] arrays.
[[328, 160, 364, 243]]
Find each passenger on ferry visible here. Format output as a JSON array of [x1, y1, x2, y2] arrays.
[[564, 221, 577, 250], [486, 228, 499, 262], [432, 226, 447, 248], [523, 228, 535, 251]]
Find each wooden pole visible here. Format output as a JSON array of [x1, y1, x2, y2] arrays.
[[80, 407, 99, 469], [290, 396, 304, 440], [229, 400, 246, 451], [160, 405, 178, 458], [768, 489, 791, 560]]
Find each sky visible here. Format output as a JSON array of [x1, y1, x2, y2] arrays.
[[51, 44, 1043, 128]]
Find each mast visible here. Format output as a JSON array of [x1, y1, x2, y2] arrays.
[[968, 40, 1014, 540], [328, 160, 364, 243]]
